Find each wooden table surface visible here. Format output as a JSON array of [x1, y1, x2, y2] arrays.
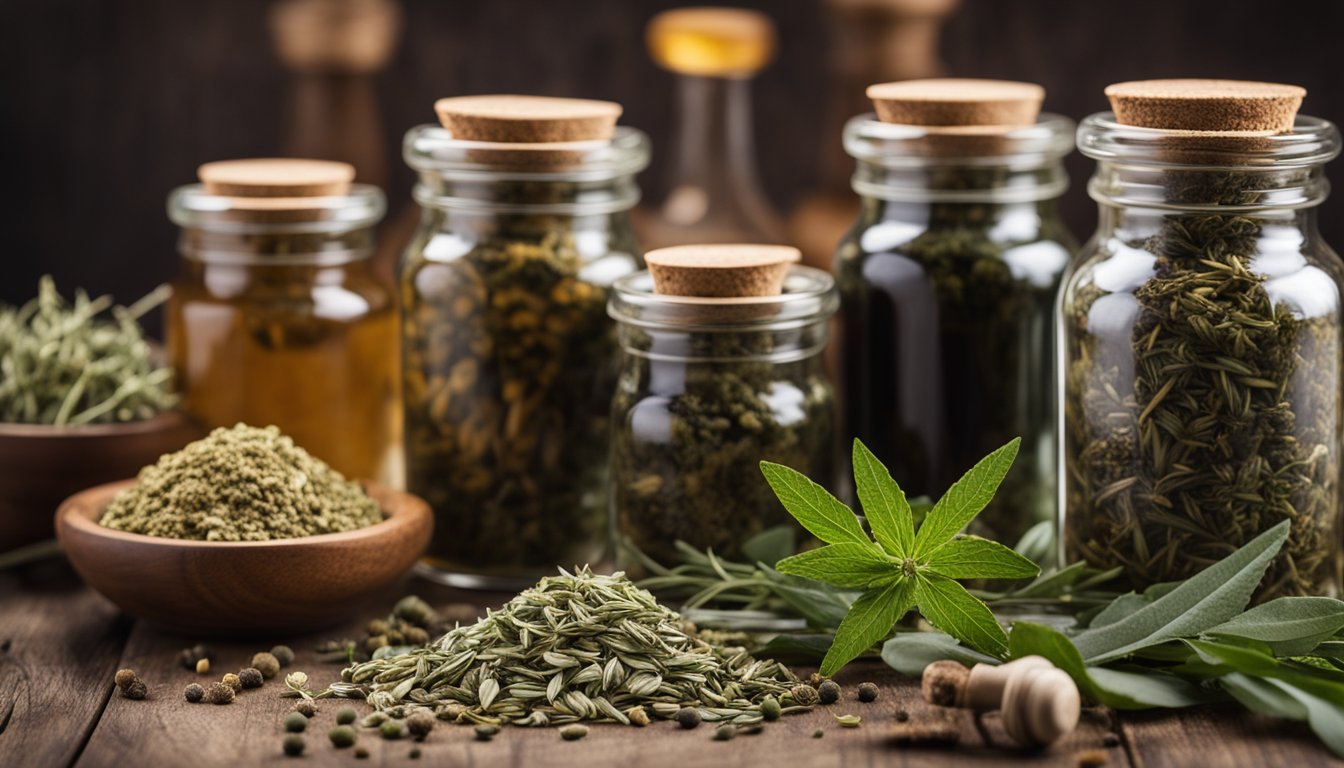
[[1, 560, 1339, 768]]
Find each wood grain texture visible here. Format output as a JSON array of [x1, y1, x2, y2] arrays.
[[1118, 704, 1340, 768]]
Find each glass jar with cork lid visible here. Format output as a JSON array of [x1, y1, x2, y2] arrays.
[[1061, 79, 1344, 599], [401, 95, 650, 588], [836, 80, 1076, 553], [609, 245, 838, 572], [166, 159, 399, 485]]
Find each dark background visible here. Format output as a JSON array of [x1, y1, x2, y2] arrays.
[[3, 0, 1341, 321]]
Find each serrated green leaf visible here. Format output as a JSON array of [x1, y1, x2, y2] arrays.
[[1071, 520, 1290, 663], [775, 543, 896, 588], [760, 461, 869, 547], [926, 535, 1040, 580], [852, 439, 913, 556], [1204, 597, 1344, 657], [880, 631, 999, 676], [1010, 622, 1208, 709], [913, 573, 1007, 657], [820, 579, 916, 676], [913, 438, 1020, 558]]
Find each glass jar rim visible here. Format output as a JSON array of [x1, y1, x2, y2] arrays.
[[1077, 112, 1341, 169], [609, 266, 838, 330], [404, 124, 651, 181], [167, 183, 386, 234], [844, 112, 1075, 168]]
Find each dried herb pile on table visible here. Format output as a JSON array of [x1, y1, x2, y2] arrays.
[[1064, 168, 1340, 598], [327, 567, 801, 726], [0, 276, 173, 425]]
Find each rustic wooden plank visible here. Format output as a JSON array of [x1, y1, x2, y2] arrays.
[[0, 563, 132, 768], [68, 580, 1128, 768], [1117, 704, 1340, 768]]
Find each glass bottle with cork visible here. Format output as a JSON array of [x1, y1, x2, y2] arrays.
[[610, 245, 837, 572], [166, 159, 399, 484], [1061, 79, 1343, 599], [400, 95, 650, 589], [633, 7, 786, 249], [836, 80, 1076, 552]]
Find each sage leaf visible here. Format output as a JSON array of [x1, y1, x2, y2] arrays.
[[820, 578, 916, 676], [1266, 679, 1344, 759], [740, 526, 796, 567], [913, 573, 1007, 658], [852, 439, 913, 556], [1221, 672, 1308, 721], [776, 543, 896, 588], [913, 438, 1020, 558], [760, 462, 868, 547], [1012, 519, 1054, 564], [1010, 622, 1207, 709], [1204, 597, 1344, 656], [926, 535, 1039, 580], [1071, 520, 1290, 663], [880, 631, 998, 675]]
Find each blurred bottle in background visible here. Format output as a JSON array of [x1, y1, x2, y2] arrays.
[[268, 0, 404, 281], [788, 0, 960, 270], [633, 7, 786, 249]]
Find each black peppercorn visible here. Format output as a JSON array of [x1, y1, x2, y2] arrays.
[[857, 682, 879, 703], [675, 707, 701, 729], [818, 680, 841, 704], [238, 668, 264, 689], [282, 735, 305, 757], [184, 683, 205, 703]]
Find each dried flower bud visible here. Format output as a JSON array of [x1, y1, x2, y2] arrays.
[[270, 645, 296, 667], [627, 706, 650, 727], [205, 681, 235, 705], [818, 680, 842, 704], [675, 707, 701, 729], [789, 684, 820, 707], [290, 699, 317, 718], [282, 734, 305, 757], [329, 726, 357, 748], [121, 680, 148, 700], [238, 668, 264, 689], [222, 673, 242, 693], [807, 672, 825, 687], [252, 652, 281, 679], [184, 683, 205, 703], [857, 682, 880, 703], [560, 725, 589, 741], [114, 669, 138, 689], [407, 711, 436, 739], [285, 671, 309, 690], [438, 703, 467, 722], [284, 712, 308, 733]]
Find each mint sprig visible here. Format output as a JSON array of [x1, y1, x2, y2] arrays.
[[762, 437, 1036, 675]]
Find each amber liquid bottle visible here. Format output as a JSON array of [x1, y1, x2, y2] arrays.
[[633, 7, 786, 249]]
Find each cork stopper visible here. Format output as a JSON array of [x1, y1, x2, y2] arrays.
[[645, 245, 801, 298], [434, 95, 622, 143], [647, 7, 775, 78], [867, 78, 1044, 127], [1105, 79, 1304, 133], [921, 660, 970, 707], [198, 158, 355, 197], [1000, 666, 1080, 748]]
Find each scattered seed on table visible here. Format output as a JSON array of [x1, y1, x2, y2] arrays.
[[760, 697, 781, 721], [354, 746, 370, 759], [252, 652, 281, 679], [560, 725, 588, 741], [184, 683, 205, 703], [713, 724, 736, 741], [205, 681, 234, 704], [221, 673, 242, 693], [381, 720, 407, 740], [337, 708, 357, 725], [284, 712, 308, 733], [628, 706, 650, 727], [238, 668, 263, 689], [271, 645, 295, 667], [894, 709, 908, 722], [818, 680, 841, 704], [474, 725, 499, 742], [789, 684, 819, 706], [834, 714, 861, 728], [363, 712, 389, 728], [114, 669, 137, 689], [812, 729, 824, 739], [282, 735, 304, 757], [409, 747, 422, 759], [329, 726, 357, 748], [121, 680, 147, 700], [290, 700, 317, 718], [407, 711, 436, 739], [675, 707, 701, 729], [195, 658, 210, 675], [857, 682, 879, 703]]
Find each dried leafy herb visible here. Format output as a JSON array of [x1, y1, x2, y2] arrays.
[[612, 321, 834, 568], [837, 166, 1072, 549], [0, 276, 173, 425], [402, 182, 639, 580], [1064, 168, 1340, 599]]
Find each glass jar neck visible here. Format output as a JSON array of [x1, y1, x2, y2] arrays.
[[178, 226, 377, 267], [852, 159, 1070, 207], [412, 174, 641, 216]]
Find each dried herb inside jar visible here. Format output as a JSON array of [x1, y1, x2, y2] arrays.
[[838, 166, 1069, 546], [403, 186, 629, 576], [612, 327, 834, 566], [1064, 168, 1340, 598]]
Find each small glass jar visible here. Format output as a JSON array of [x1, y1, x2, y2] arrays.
[[610, 266, 838, 569], [1061, 113, 1344, 599], [401, 124, 650, 588], [836, 114, 1076, 548], [166, 175, 399, 484]]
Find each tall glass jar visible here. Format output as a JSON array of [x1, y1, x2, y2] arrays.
[[610, 266, 838, 569], [166, 166, 399, 484], [401, 124, 650, 588], [836, 114, 1075, 548], [1061, 112, 1343, 599]]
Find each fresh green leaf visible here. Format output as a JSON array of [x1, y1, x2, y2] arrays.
[[753, 634, 835, 664], [775, 543, 895, 588], [926, 535, 1040, 580], [1012, 520, 1055, 565], [1204, 597, 1344, 656], [760, 462, 869, 547], [740, 526, 796, 566], [913, 438, 1020, 558], [1071, 520, 1290, 663], [1221, 672, 1308, 721], [820, 578, 916, 676], [880, 631, 999, 675], [913, 573, 1008, 658], [758, 566, 859, 629], [852, 439, 913, 556], [1009, 622, 1208, 709], [1266, 679, 1344, 759]]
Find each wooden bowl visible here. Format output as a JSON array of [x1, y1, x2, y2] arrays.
[[0, 411, 203, 552], [55, 480, 433, 636]]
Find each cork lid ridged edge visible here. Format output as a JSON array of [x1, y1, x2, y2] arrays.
[[867, 78, 1045, 127], [645, 245, 801, 298], [434, 94, 623, 143], [1105, 79, 1305, 133], [198, 158, 356, 197]]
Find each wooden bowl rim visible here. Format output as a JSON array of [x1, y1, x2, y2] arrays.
[[56, 478, 431, 551], [0, 409, 190, 440]]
